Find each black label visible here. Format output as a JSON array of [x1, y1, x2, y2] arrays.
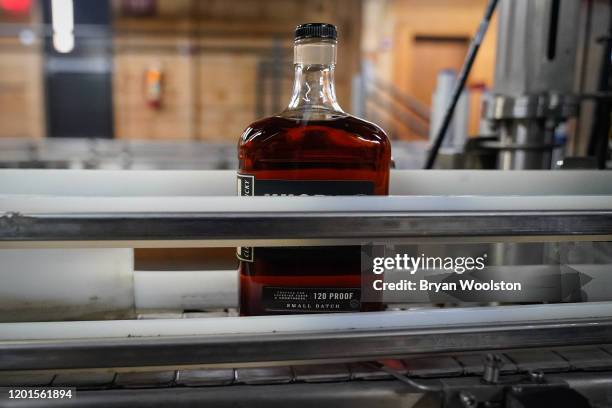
[[262, 287, 361, 312], [238, 174, 374, 197], [237, 173, 374, 262], [252, 179, 374, 196]]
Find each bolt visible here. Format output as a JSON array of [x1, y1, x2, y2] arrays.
[[529, 370, 545, 383], [482, 353, 503, 384], [459, 391, 478, 408]]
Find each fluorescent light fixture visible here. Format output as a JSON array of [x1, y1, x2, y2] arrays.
[[51, 0, 74, 53], [53, 32, 74, 53]]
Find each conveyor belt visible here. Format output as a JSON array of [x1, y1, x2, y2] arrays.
[[0, 346, 596, 386], [2, 346, 612, 407]]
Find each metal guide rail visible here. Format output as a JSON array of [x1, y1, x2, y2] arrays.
[[2, 304, 612, 371], [0, 194, 611, 246], [1, 170, 611, 247], [1, 207, 612, 246]]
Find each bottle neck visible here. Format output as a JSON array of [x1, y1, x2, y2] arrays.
[[287, 64, 343, 112], [284, 39, 344, 117]]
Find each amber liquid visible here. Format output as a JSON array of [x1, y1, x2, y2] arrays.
[[238, 114, 391, 316]]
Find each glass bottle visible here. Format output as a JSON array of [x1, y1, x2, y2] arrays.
[[238, 23, 391, 315]]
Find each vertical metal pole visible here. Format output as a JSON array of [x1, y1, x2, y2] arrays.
[[424, 0, 499, 169]]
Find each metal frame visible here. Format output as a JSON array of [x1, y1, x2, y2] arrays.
[[2, 170, 611, 248], [1, 317, 612, 371], [1, 169, 612, 371], [1, 210, 612, 247]]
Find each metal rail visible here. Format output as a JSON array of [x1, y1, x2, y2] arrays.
[[2, 317, 612, 371], [1, 210, 612, 247], [0, 381, 424, 408]]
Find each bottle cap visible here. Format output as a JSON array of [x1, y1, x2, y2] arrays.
[[295, 23, 337, 42], [294, 23, 337, 65]]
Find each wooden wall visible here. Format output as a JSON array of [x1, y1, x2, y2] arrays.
[[112, 0, 363, 141], [0, 44, 45, 138], [113, 36, 196, 140], [0, 0, 496, 141], [0, 8, 45, 138]]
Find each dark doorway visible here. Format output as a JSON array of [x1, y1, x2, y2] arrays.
[[41, 0, 114, 138]]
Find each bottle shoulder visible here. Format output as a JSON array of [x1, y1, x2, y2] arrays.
[[239, 114, 390, 148]]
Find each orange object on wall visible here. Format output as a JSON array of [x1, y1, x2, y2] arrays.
[[145, 66, 163, 109]]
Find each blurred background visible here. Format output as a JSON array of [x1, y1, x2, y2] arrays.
[[0, 0, 609, 170], [0, 0, 500, 170]]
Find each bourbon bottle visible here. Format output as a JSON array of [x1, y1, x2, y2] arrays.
[[238, 23, 391, 316]]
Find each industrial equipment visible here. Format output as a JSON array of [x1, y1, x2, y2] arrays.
[[0, 0, 611, 406], [1, 170, 612, 407]]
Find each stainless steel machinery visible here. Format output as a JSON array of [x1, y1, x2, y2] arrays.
[[485, 0, 611, 170]]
